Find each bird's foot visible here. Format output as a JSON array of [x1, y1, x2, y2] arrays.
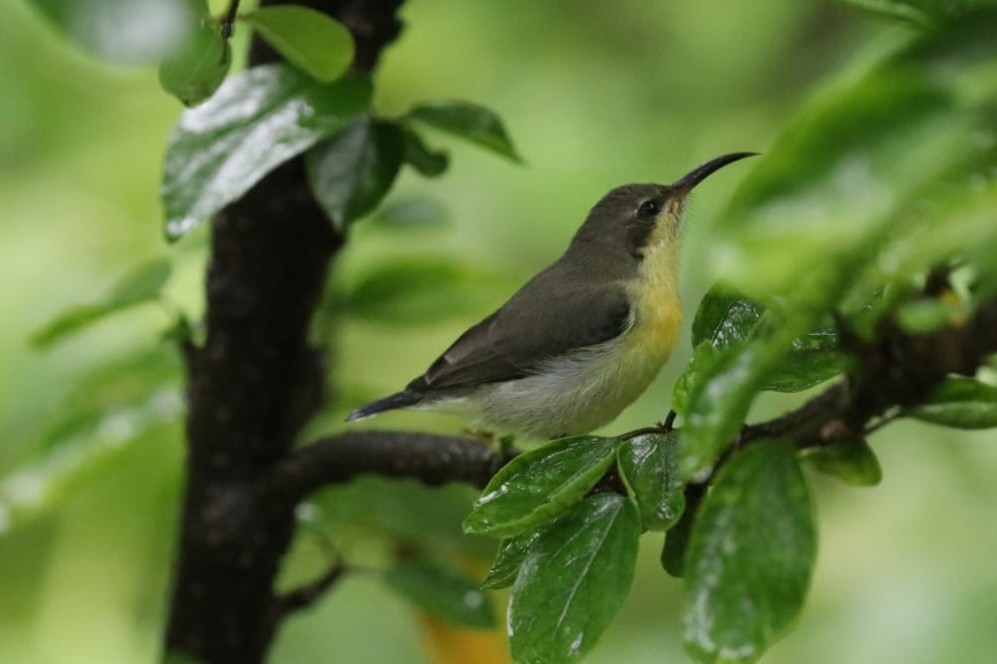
[[463, 427, 499, 445], [463, 428, 517, 459]]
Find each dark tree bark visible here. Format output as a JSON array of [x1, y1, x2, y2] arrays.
[[164, 2, 404, 662]]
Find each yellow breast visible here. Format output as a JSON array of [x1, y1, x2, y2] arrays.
[[628, 233, 682, 360]]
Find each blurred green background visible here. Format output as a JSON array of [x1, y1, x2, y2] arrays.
[[2, 0, 996, 662]]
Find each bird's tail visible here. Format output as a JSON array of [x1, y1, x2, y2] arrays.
[[346, 390, 423, 422]]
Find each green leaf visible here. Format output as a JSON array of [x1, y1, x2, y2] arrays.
[[803, 440, 883, 486], [110, 259, 173, 302], [660, 499, 696, 578], [509, 494, 639, 664], [338, 256, 495, 325], [681, 341, 784, 479], [31, 259, 172, 349], [886, 183, 997, 301], [709, 16, 997, 299], [840, 0, 997, 25], [402, 128, 450, 177], [159, 12, 231, 107], [761, 347, 849, 393], [408, 100, 522, 162], [313, 477, 492, 557], [684, 441, 816, 663], [1, 349, 183, 533], [907, 376, 997, 429], [28, 0, 193, 64], [690, 285, 847, 393], [305, 116, 404, 230], [162, 64, 372, 239], [839, 0, 937, 25], [481, 530, 540, 590], [617, 432, 685, 531], [38, 347, 182, 454], [369, 197, 450, 231], [691, 287, 764, 349], [384, 558, 495, 629], [671, 343, 721, 417], [463, 436, 618, 538], [244, 5, 354, 82], [681, 270, 856, 479]]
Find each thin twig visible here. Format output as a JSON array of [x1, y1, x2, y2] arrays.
[[864, 411, 901, 435], [220, 0, 241, 39], [273, 563, 347, 618]]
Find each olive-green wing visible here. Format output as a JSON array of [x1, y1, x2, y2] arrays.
[[408, 267, 631, 392]]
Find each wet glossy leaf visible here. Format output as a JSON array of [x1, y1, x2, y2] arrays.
[[463, 436, 618, 537], [245, 5, 354, 82], [685, 441, 816, 663], [337, 256, 495, 325], [908, 376, 997, 429], [28, 0, 192, 64], [159, 11, 231, 107], [509, 494, 639, 664], [691, 287, 763, 349], [408, 100, 521, 162], [690, 285, 847, 393], [681, 271, 855, 479], [402, 127, 450, 177], [31, 259, 172, 349], [482, 530, 540, 590], [803, 440, 883, 486], [762, 347, 849, 393], [681, 341, 785, 479], [384, 558, 495, 629], [306, 116, 404, 230], [162, 64, 371, 239], [617, 432, 684, 531]]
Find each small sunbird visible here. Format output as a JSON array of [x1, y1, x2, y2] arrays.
[[349, 152, 756, 438]]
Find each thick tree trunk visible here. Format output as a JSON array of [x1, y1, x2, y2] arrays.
[[164, 2, 403, 662]]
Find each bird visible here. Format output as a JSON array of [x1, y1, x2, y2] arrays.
[[348, 152, 756, 439]]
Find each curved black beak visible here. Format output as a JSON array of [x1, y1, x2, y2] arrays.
[[672, 152, 757, 194]]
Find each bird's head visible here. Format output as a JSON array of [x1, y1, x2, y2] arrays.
[[569, 152, 756, 264]]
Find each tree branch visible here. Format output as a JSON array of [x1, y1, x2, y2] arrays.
[[270, 431, 511, 504], [744, 298, 997, 448]]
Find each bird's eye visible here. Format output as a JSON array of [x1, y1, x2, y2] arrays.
[[638, 199, 662, 218]]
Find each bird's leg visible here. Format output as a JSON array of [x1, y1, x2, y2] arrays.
[[463, 427, 499, 446], [498, 434, 516, 459]]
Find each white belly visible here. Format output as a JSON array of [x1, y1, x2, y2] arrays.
[[440, 332, 672, 439]]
